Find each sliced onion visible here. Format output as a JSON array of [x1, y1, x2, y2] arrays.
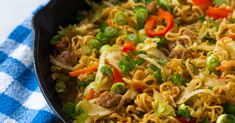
[[176, 89, 215, 104], [49, 55, 73, 71], [139, 54, 163, 69]]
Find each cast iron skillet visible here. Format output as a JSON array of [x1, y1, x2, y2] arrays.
[[33, 0, 92, 122]]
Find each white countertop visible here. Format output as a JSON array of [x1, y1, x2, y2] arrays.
[[0, 0, 47, 44]]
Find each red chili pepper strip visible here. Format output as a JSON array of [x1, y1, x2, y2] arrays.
[[176, 117, 196, 123], [206, 7, 231, 19], [113, 67, 123, 83], [144, 9, 174, 37], [192, 0, 212, 9], [122, 41, 136, 53]]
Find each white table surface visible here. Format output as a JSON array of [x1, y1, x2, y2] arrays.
[[0, 0, 48, 44]]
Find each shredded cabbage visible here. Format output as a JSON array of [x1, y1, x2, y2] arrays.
[[177, 89, 215, 104], [78, 100, 112, 117], [139, 54, 163, 69], [49, 55, 73, 71]]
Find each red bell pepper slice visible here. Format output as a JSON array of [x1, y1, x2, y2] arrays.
[[206, 7, 231, 19], [122, 41, 136, 52], [113, 67, 123, 83], [176, 117, 196, 123], [192, 0, 212, 9], [144, 9, 174, 37]]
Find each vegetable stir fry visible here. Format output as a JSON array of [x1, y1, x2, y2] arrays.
[[50, 0, 235, 122]]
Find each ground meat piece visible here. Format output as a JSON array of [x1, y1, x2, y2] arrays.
[[169, 45, 192, 59], [97, 91, 122, 108], [147, 1, 157, 14], [178, 38, 190, 47], [56, 50, 79, 66], [167, 41, 176, 51], [181, 29, 196, 40], [178, 0, 187, 4], [55, 39, 68, 51], [181, 49, 192, 59]]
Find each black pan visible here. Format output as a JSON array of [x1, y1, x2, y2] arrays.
[[33, 0, 91, 122]]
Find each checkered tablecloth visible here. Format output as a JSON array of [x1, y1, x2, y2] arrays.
[[0, 4, 58, 123]]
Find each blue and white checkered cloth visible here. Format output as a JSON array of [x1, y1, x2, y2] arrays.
[[0, 5, 58, 123]]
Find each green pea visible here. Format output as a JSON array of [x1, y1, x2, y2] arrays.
[[217, 114, 235, 123], [99, 44, 112, 54], [207, 55, 220, 72], [114, 11, 127, 25], [90, 39, 102, 49], [104, 26, 119, 38], [126, 33, 141, 44], [111, 82, 126, 94], [95, 32, 108, 44]]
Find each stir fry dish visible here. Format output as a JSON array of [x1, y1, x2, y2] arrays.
[[50, 0, 235, 122]]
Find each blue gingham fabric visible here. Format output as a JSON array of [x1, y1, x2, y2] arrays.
[[0, 5, 58, 123]]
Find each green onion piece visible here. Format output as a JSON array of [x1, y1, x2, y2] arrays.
[[81, 45, 92, 55], [118, 56, 135, 74], [145, 0, 153, 4], [150, 65, 163, 83], [157, 0, 171, 12], [55, 81, 66, 93], [104, 26, 119, 38], [95, 32, 108, 44], [126, 33, 141, 44], [134, 50, 146, 55], [169, 74, 188, 85], [90, 39, 102, 49], [75, 13, 84, 21], [75, 105, 88, 122], [50, 35, 61, 45], [214, 0, 226, 6], [154, 101, 175, 117], [99, 44, 112, 54], [77, 75, 95, 89], [100, 66, 113, 76], [100, 22, 108, 32], [174, 19, 181, 26], [200, 118, 210, 123], [223, 103, 235, 114], [155, 36, 166, 48], [133, 0, 141, 3], [206, 55, 220, 72], [176, 104, 192, 119], [63, 102, 76, 118], [198, 15, 205, 22], [111, 82, 126, 94], [135, 58, 145, 66], [77, 81, 89, 89], [135, 8, 148, 29], [114, 11, 127, 25]]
